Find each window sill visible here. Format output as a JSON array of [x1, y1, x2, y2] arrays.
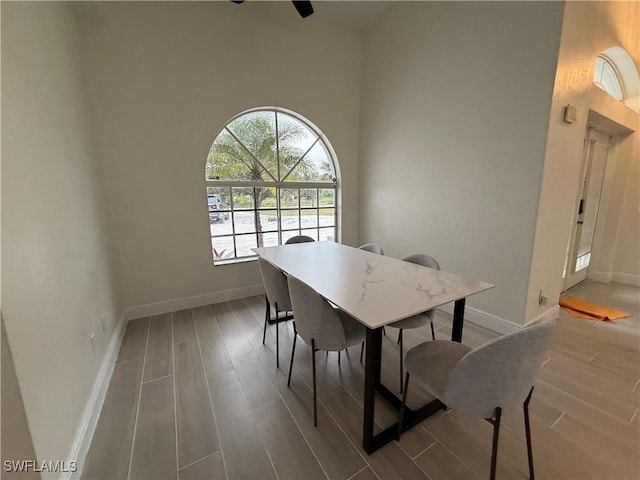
[[213, 255, 257, 266]]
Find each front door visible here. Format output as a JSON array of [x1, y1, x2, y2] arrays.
[[564, 129, 611, 290]]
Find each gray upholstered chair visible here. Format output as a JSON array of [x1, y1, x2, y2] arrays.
[[285, 235, 315, 244], [399, 319, 555, 480], [358, 243, 384, 255], [287, 276, 366, 426], [389, 253, 440, 392], [257, 257, 292, 368]]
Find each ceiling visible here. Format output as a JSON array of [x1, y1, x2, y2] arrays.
[[235, 1, 397, 31]]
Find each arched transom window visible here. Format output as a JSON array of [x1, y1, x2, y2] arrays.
[[205, 108, 339, 264], [592, 47, 640, 112], [593, 55, 624, 100]]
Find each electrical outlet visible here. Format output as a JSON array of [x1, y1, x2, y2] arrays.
[[90, 333, 97, 355], [538, 290, 548, 306], [100, 316, 107, 335]]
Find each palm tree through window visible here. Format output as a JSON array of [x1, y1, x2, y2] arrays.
[[205, 108, 339, 264]]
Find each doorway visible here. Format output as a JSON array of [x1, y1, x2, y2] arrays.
[[564, 128, 611, 290]]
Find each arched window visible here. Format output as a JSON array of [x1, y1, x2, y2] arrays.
[[205, 108, 339, 264], [592, 47, 640, 112], [593, 55, 624, 100]]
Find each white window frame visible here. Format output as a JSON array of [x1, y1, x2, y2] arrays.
[[205, 107, 341, 265], [593, 54, 625, 101]]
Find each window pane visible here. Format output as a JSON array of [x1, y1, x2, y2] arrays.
[[277, 112, 318, 180], [593, 57, 605, 84], [235, 234, 258, 258], [262, 232, 279, 248], [319, 208, 335, 227], [300, 209, 318, 228], [601, 63, 623, 100], [281, 209, 300, 230], [258, 210, 278, 232], [208, 129, 271, 181], [226, 111, 278, 181], [280, 188, 299, 209], [257, 186, 277, 209], [232, 187, 255, 210], [207, 186, 230, 208], [281, 230, 301, 244], [593, 55, 624, 101], [319, 188, 335, 207], [212, 237, 235, 261], [207, 186, 230, 227], [210, 215, 233, 236], [234, 211, 257, 234], [285, 141, 335, 182], [300, 189, 317, 207], [319, 227, 335, 242], [301, 229, 318, 241]]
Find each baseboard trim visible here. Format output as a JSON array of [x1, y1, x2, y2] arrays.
[[438, 303, 521, 335], [529, 305, 560, 325], [66, 313, 127, 480], [611, 272, 640, 287], [590, 271, 613, 283], [124, 284, 265, 321], [591, 271, 640, 287]]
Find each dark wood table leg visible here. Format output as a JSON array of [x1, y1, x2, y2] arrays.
[[362, 297, 467, 454], [362, 327, 382, 454], [451, 298, 466, 342]]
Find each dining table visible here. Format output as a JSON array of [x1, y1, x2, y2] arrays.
[[253, 241, 494, 454]]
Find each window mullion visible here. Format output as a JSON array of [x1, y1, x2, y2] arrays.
[[275, 112, 281, 182]]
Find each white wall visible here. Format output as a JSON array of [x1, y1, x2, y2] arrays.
[[359, 2, 564, 325], [526, 1, 640, 322], [2, 317, 39, 480], [76, 2, 363, 313], [1, 2, 120, 473]]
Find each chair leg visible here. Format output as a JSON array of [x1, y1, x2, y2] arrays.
[[397, 372, 410, 440], [262, 295, 269, 345], [490, 407, 502, 480], [338, 350, 341, 365], [430, 320, 436, 340], [399, 329, 404, 393], [311, 338, 318, 427], [287, 323, 297, 387], [275, 303, 280, 368], [524, 387, 535, 480], [359, 341, 364, 363]]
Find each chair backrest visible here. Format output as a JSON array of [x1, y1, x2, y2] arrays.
[[443, 319, 555, 418], [257, 258, 292, 311], [358, 243, 384, 255], [403, 254, 440, 317], [285, 235, 315, 244], [287, 276, 348, 351], [402, 253, 440, 270]]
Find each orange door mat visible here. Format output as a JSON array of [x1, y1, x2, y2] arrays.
[[559, 297, 631, 321]]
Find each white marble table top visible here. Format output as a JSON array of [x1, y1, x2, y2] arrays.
[[253, 242, 494, 329]]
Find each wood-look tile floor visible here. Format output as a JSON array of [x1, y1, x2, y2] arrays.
[[82, 280, 640, 479]]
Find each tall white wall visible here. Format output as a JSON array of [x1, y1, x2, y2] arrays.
[[359, 2, 564, 325], [77, 2, 363, 312], [2, 2, 119, 473], [526, 1, 640, 322]]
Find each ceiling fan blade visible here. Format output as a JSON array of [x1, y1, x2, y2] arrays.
[[292, 1, 314, 18]]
